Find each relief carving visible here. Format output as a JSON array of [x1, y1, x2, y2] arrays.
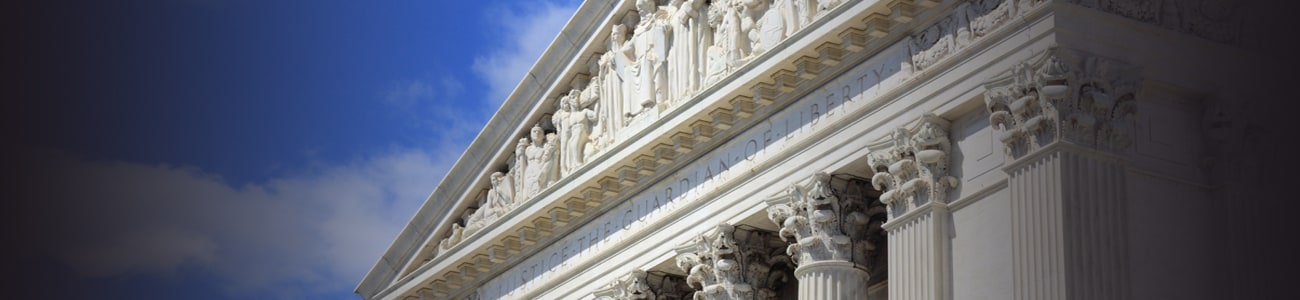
[[555, 91, 599, 176], [430, 0, 868, 261], [909, 0, 1041, 72], [675, 224, 793, 300], [1067, 0, 1250, 45], [868, 114, 958, 219], [982, 48, 1141, 159]]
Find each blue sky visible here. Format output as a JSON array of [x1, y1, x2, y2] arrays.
[[5, 0, 582, 299]]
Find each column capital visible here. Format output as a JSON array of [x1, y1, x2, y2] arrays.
[[982, 47, 1143, 160], [674, 224, 793, 300], [868, 113, 959, 219], [765, 173, 886, 270], [592, 270, 691, 300]]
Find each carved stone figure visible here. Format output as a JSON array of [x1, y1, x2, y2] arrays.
[[462, 199, 487, 236], [488, 171, 514, 213], [669, 0, 706, 103], [755, 0, 788, 56], [579, 70, 608, 158], [554, 91, 598, 175], [436, 223, 464, 257], [614, 0, 671, 119], [513, 137, 530, 200], [519, 125, 559, 199], [738, 0, 766, 56], [544, 132, 560, 185]]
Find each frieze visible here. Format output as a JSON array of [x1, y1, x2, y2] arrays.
[[387, 0, 1036, 298], [428, 0, 865, 263], [909, 0, 1046, 72], [1065, 0, 1255, 46]]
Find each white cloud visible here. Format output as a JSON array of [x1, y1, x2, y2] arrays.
[[472, 0, 582, 109], [10, 146, 459, 298], [384, 79, 436, 110]]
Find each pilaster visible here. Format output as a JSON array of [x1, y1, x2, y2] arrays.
[[982, 47, 1140, 300], [765, 173, 885, 299], [869, 113, 958, 300]]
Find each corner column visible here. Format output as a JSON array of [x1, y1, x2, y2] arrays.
[[982, 47, 1140, 300]]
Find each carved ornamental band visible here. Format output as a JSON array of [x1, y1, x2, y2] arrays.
[[982, 48, 1142, 159]]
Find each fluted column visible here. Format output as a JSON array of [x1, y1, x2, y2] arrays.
[[793, 260, 869, 299], [983, 47, 1139, 300], [868, 113, 958, 300], [767, 173, 885, 300]]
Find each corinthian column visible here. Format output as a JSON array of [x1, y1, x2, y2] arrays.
[[867, 113, 958, 300], [766, 173, 885, 299], [982, 47, 1140, 300]]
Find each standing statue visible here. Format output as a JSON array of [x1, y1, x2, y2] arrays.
[[705, 1, 748, 85], [579, 69, 608, 158], [518, 125, 558, 199], [669, 0, 710, 104], [513, 137, 529, 201], [543, 132, 561, 186], [622, 0, 671, 117], [611, 23, 643, 121], [553, 90, 598, 176]]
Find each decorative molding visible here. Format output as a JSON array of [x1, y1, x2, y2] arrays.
[[982, 47, 1142, 160], [593, 270, 692, 300], [1065, 0, 1257, 47], [765, 173, 885, 270], [675, 224, 793, 300], [869, 113, 958, 220], [909, 0, 1047, 73]]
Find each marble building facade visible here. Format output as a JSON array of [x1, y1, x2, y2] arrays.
[[359, 0, 1292, 299]]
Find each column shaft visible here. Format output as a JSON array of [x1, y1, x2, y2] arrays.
[[794, 261, 869, 300], [1009, 147, 1129, 300]]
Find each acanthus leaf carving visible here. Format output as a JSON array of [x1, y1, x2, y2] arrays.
[[594, 270, 693, 300], [981, 47, 1142, 160], [868, 113, 958, 220], [675, 224, 793, 300], [765, 173, 886, 271]]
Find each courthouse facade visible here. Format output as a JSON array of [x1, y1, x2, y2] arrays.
[[360, 0, 1288, 299]]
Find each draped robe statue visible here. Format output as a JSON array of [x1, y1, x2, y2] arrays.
[[553, 91, 598, 175]]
